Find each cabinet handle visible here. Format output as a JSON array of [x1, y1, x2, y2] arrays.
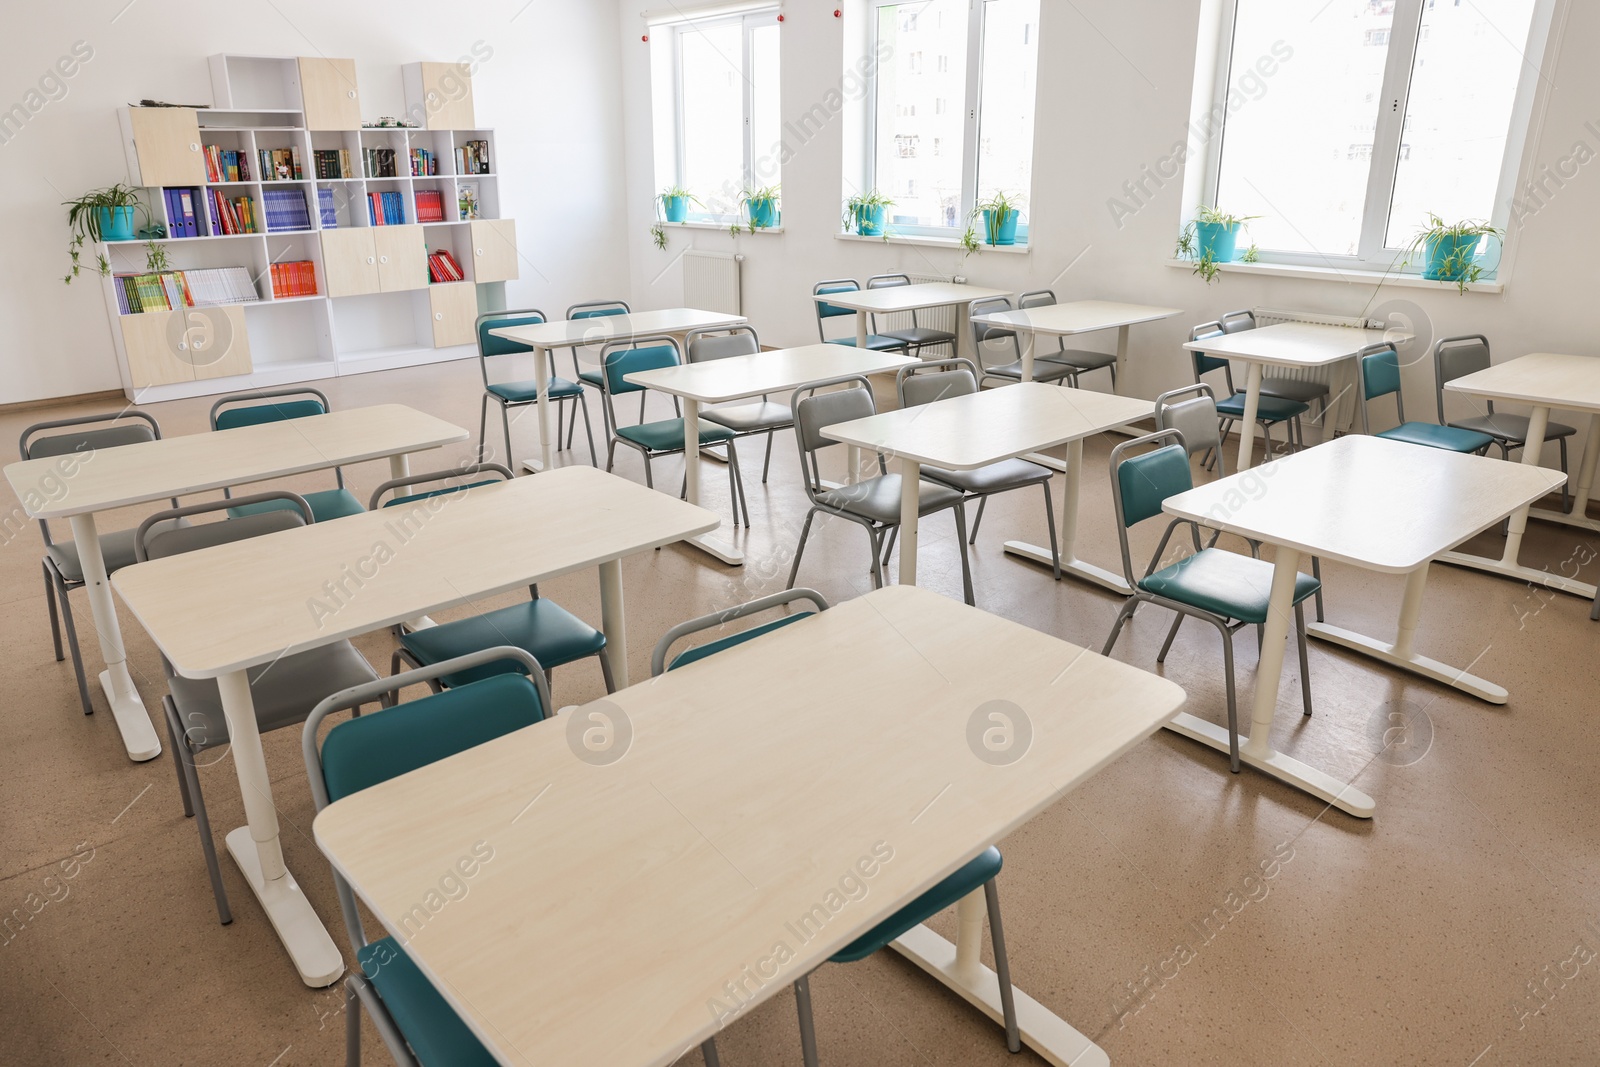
[[475, 248, 484, 256], [435, 312, 444, 320], [366, 256, 375, 264], [189, 143, 199, 151], [347, 90, 356, 98], [379, 256, 389, 263]]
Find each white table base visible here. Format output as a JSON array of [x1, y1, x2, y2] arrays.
[[69, 514, 160, 761], [1002, 439, 1133, 595], [679, 398, 743, 565], [1162, 713, 1375, 818]]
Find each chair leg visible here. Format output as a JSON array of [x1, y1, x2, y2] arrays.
[[1295, 601, 1314, 717], [566, 396, 579, 450], [983, 880, 1022, 1054], [1101, 598, 1138, 656], [578, 394, 599, 467], [952, 505, 976, 606], [700, 1038, 721, 1067], [500, 404, 515, 471], [163, 696, 195, 818], [1311, 556, 1325, 622], [172, 703, 232, 924], [868, 527, 887, 590], [1040, 480, 1061, 581], [968, 496, 987, 544], [556, 397, 564, 451], [794, 975, 820, 1067], [595, 648, 617, 694], [477, 394, 490, 463], [55, 571, 93, 716], [605, 437, 617, 474], [881, 526, 898, 566], [762, 430, 776, 483], [43, 561, 63, 661], [1559, 437, 1570, 512], [1156, 613, 1184, 663], [344, 976, 362, 1067], [642, 454, 655, 490], [786, 511, 817, 591], [1219, 623, 1241, 773]]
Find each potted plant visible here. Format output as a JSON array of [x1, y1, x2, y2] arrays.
[[975, 192, 1023, 246], [741, 184, 781, 229], [844, 190, 893, 237], [658, 184, 699, 224], [1175, 206, 1260, 284], [1404, 214, 1502, 294], [63, 183, 143, 283]]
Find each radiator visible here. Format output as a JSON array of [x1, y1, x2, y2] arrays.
[[1251, 306, 1368, 437], [683, 250, 742, 315]]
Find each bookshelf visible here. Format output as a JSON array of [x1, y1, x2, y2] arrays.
[[98, 53, 515, 402]]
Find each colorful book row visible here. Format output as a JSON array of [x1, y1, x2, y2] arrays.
[[427, 249, 464, 283], [367, 191, 407, 225], [113, 267, 259, 314], [268, 260, 318, 298]]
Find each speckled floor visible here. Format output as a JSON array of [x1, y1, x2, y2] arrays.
[[2, 357, 1597, 1066]]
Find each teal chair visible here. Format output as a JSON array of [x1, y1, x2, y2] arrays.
[[1100, 430, 1318, 771], [565, 299, 631, 439], [210, 388, 366, 522], [1357, 343, 1495, 453], [372, 463, 615, 696], [601, 337, 750, 527], [650, 591, 1017, 1066], [813, 279, 909, 352], [1222, 309, 1331, 425], [1189, 322, 1308, 455], [475, 308, 596, 468]]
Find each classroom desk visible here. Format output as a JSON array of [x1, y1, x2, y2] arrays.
[[821, 383, 1154, 594], [1163, 436, 1564, 818], [969, 300, 1182, 388], [1441, 352, 1600, 601], [811, 281, 1010, 357], [1180, 322, 1395, 472], [625, 343, 917, 564], [313, 585, 1186, 1067], [113, 468, 716, 987], [488, 308, 747, 474], [1, 404, 466, 763]]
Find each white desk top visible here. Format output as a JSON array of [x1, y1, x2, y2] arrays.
[[488, 308, 747, 350], [1180, 321, 1395, 366], [113, 467, 718, 678], [810, 281, 1010, 314], [1443, 351, 1600, 413], [624, 344, 917, 404], [970, 300, 1183, 336], [821, 383, 1153, 470], [3, 404, 466, 520], [1164, 436, 1566, 572], [312, 585, 1185, 1067]]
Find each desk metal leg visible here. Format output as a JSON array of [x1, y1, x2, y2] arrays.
[[1005, 439, 1131, 594], [679, 397, 741, 564], [598, 558, 629, 689], [67, 514, 160, 761], [1235, 363, 1263, 472], [1164, 548, 1375, 818], [216, 669, 343, 987], [522, 344, 555, 474], [898, 459, 921, 587]]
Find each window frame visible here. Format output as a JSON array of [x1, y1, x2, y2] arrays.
[[1197, 0, 1560, 277]]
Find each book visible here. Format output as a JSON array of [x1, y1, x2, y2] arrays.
[[427, 249, 464, 283], [414, 189, 445, 223], [317, 187, 338, 228], [262, 187, 311, 231], [363, 147, 398, 177], [455, 139, 490, 174], [457, 182, 479, 220]]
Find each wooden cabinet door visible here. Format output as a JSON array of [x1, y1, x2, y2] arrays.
[[419, 63, 475, 130], [373, 225, 428, 292], [121, 311, 194, 389], [469, 219, 518, 283], [128, 108, 206, 186], [120, 305, 252, 388], [320, 230, 380, 297], [298, 58, 361, 130], [428, 282, 479, 348], [187, 305, 253, 380]]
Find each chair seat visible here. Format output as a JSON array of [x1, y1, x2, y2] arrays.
[[577, 368, 605, 388], [1215, 393, 1310, 423], [357, 938, 498, 1067], [402, 598, 605, 687], [668, 613, 815, 671], [1260, 377, 1329, 404], [981, 359, 1078, 384], [169, 640, 378, 750], [700, 401, 793, 433], [883, 326, 956, 347], [1138, 548, 1320, 625], [45, 518, 189, 583], [1448, 413, 1576, 444], [1377, 422, 1494, 454], [817, 474, 965, 524], [922, 458, 1052, 496], [831, 847, 1002, 963], [1038, 347, 1116, 372], [824, 335, 908, 352], [228, 488, 366, 524], [616, 418, 736, 452], [487, 376, 585, 403]]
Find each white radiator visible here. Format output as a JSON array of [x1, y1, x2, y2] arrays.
[[683, 250, 742, 315], [1251, 306, 1368, 437]]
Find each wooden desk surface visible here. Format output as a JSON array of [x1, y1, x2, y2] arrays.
[[1180, 321, 1395, 366], [821, 383, 1153, 470], [811, 282, 1010, 313], [113, 467, 718, 678], [313, 585, 1186, 1067], [3, 404, 466, 520], [487, 308, 746, 350], [1443, 351, 1600, 412], [625, 344, 916, 404], [1163, 436, 1566, 572], [970, 300, 1183, 336]]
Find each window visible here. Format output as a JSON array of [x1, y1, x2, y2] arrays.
[[858, 0, 1040, 241], [650, 8, 781, 223], [1201, 0, 1549, 272]]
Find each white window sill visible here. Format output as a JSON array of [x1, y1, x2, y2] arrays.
[[1163, 257, 1504, 294], [661, 220, 785, 234], [834, 232, 1031, 254]]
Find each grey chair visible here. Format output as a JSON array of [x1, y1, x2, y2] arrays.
[[685, 325, 794, 483], [652, 589, 830, 675], [865, 273, 956, 357], [897, 359, 1060, 579], [785, 375, 974, 604], [967, 296, 1079, 388], [1222, 309, 1330, 426], [1018, 289, 1117, 388], [135, 491, 380, 925], [1435, 334, 1573, 511], [20, 411, 182, 717]]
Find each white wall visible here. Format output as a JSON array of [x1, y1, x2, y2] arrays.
[[620, 0, 1600, 441], [0, 0, 628, 405]]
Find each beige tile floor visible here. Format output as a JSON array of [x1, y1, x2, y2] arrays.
[[1, 358, 1597, 1066]]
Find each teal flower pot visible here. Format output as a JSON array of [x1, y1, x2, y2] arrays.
[[1195, 220, 1240, 263], [1423, 234, 1483, 281], [96, 206, 136, 242], [662, 195, 688, 223], [982, 208, 1019, 246], [748, 198, 778, 228], [854, 204, 886, 236]]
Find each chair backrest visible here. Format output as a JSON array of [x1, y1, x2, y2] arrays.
[[969, 296, 1019, 367], [897, 358, 979, 408], [792, 375, 878, 495], [814, 279, 861, 331], [651, 589, 831, 675], [1108, 430, 1195, 587], [1187, 321, 1232, 385], [685, 325, 760, 363], [1220, 309, 1256, 334], [1358, 343, 1406, 432], [20, 411, 164, 546], [210, 387, 332, 431], [567, 299, 629, 319], [368, 462, 514, 511], [601, 338, 680, 396], [135, 492, 313, 563], [1154, 384, 1226, 474], [1017, 289, 1056, 310], [1434, 334, 1492, 423], [865, 273, 910, 289], [302, 646, 550, 956], [475, 307, 546, 358]]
